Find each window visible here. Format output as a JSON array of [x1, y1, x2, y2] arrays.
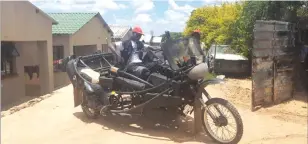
[[210, 45, 237, 55], [1, 41, 19, 78], [53, 46, 64, 72], [53, 46, 64, 61], [102, 44, 108, 52], [73, 46, 77, 55]]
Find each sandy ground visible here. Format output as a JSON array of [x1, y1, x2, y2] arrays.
[[1, 79, 308, 144], [209, 78, 308, 124]]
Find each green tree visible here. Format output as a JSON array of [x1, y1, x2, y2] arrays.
[[184, 3, 243, 50], [160, 32, 183, 42], [230, 1, 307, 57], [297, 2, 308, 17], [184, 1, 308, 57]]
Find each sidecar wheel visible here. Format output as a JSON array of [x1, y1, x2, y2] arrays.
[[201, 98, 243, 144], [81, 104, 100, 119]]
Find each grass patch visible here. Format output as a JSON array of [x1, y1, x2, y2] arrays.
[[204, 72, 217, 80]]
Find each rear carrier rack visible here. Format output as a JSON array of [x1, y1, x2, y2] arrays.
[[80, 52, 115, 74]]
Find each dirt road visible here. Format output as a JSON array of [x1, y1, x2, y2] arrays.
[[1, 81, 307, 144]]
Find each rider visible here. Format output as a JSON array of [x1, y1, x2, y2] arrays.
[[120, 26, 145, 65], [116, 26, 151, 80], [189, 29, 205, 63], [191, 29, 201, 42]]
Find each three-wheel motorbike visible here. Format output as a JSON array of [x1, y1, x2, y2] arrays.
[[61, 35, 243, 144]]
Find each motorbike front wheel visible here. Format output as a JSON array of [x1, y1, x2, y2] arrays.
[[201, 98, 243, 144]]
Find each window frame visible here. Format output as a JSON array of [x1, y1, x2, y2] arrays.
[[53, 45, 65, 72], [102, 44, 109, 53], [1, 41, 19, 79], [53, 45, 64, 61]]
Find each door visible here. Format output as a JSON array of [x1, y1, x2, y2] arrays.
[[251, 20, 295, 111], [102, 44, 108, 53]]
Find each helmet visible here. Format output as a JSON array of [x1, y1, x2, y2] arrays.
[[193, 29, 201, 33], [132, 26, 144, 35], [192, 29, 201, 40]]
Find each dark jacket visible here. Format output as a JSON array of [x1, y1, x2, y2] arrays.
[[121, 39, 144, 64]]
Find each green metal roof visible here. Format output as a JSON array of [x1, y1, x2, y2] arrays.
[[48, 13, 98, 34]]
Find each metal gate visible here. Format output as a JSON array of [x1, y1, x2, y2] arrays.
[[251, 20, 296, 111]]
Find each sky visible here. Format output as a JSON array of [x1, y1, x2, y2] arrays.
[[30, 0, 229, 35]]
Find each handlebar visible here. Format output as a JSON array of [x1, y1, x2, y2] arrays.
[[148, 46, 161, 52]]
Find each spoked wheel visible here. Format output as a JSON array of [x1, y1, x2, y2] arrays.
[[201, 98, 243, 144], [81, 91, 100, 119], [81, 104, 100, 119]]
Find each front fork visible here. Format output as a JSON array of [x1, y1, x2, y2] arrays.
[[190, 86, 224, 121]]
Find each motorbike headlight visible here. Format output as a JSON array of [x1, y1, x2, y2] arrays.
[[196, 57, 203, 64], [193, 56, 203, 65], [187, 63, 209, 80]]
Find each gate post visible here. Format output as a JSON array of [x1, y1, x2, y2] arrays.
[[193, 89, 203, 134], [252, 20, 295, 111]]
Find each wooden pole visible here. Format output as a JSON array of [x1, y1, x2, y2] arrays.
[[193, 88, 203, 135]]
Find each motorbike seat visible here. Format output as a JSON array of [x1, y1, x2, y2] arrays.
[[127, 64, 151, 80], [80, 68, 100, 84]]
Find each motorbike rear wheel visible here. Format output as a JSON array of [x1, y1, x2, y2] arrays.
[[81, 104, 100, 119], [201, 98, 243, 144]]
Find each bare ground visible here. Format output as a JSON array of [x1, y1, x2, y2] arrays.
[[208, 78, 308, 124], [1, 79, 308, 144]]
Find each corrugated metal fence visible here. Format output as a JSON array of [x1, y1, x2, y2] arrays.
[[251, 20, 296, 111]]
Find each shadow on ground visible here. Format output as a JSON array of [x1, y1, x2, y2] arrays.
[[2, 96, 39, 111], [252, 91, 308, 112], [73, 110, 216, 144], [54, 83, 71, 91], [2, 83, 70, 111]]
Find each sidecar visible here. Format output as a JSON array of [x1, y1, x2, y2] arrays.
[[61, 32, 243, 144]]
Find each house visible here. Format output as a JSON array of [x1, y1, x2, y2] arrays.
[[151, 36, 163, 46], [109, 25, 132, 42], [1, 1, 57, 108], [141, 34, 162, 46], [48, 12, 113, 89], [140, 34, 152, 44]]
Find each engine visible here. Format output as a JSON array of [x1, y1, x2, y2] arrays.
[[108, 92, 135, 110], [100, 76, 145, 110]]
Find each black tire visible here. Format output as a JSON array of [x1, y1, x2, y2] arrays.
[[201, 98, 243, 144], [81, 104, 100, 119], [81, 91, 100, 119]]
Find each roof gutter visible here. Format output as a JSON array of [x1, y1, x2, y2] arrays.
[[96, 13, 113, 36], [28, 1, 58, 25]]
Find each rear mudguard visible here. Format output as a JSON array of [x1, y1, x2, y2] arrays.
[[74, 86, 83, 107], [73, 82, 97, 107]]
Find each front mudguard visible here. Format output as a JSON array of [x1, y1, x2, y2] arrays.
[[198, 78, 224, 88]]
